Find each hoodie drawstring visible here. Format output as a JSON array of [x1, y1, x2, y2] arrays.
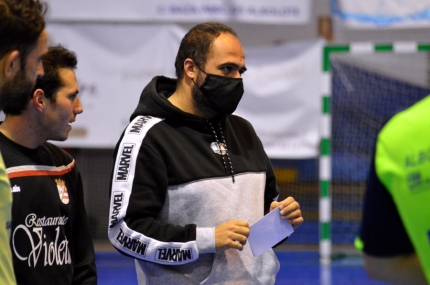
[[207, 120, 235, 183]]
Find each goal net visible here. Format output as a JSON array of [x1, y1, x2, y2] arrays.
[[271, 45, 430, 252], [329, 45, 430, 246]]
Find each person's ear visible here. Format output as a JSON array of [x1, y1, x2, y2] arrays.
[[31, 89, 46, 113], [183, 58, 198, 81], [2, 50, 21, 79]]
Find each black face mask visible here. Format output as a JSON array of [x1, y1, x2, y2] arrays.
[[195, 72, 244, 115]]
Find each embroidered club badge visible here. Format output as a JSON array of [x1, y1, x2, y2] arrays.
[[55, 179, 69, 204]]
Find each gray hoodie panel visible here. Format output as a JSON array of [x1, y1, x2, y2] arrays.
[[135, 173, 279, 284]]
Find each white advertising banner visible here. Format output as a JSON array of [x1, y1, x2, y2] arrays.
[[333, 0, 430, 28], [236, 40, 323, 158], [46, 24, 322, 158], [46, 23, 186, 148], [45, 0, 310, 24]]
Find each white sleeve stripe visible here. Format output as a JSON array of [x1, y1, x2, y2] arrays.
[[109, 222, 198, 265], [108, 116, 199, 264], [109, 116, 163, 230]]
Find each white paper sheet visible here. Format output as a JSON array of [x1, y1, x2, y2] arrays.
[[248, 207, 294, 257]]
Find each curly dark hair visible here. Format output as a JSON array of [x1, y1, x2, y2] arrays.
[[0, 0, 47, 69], [174, 22, 238, 81]]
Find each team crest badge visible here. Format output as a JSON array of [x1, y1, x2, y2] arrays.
[[55, 179, 69, 204]]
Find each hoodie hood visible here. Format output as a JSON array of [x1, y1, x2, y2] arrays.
[[131, 76, 224, 127], [130, 76, 234, 181], [131, 76, 178, 120]]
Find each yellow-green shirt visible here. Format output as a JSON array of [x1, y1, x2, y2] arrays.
[[0, 153, 15, 285], [374, 96, 430, 283]]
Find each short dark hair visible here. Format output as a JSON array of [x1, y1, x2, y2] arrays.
[[174, 22, 238, 81], [1, 45, 77, 115], [34, 45, 78, 101], [0, 0, 47, 69]]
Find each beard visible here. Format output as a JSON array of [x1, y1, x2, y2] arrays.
[[191, 73, 217, 118], [0, 67, 34, 115]]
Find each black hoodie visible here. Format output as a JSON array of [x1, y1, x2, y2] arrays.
[[108, 76, 280, 285]]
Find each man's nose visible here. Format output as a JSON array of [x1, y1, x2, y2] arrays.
[[74, 97, 83, 114]]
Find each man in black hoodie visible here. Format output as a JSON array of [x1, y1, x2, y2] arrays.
[[109, 22, 303, 285]]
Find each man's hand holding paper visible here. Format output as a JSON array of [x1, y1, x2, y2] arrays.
[[248, 197, 303, 257], [270, 196, 303, 229]]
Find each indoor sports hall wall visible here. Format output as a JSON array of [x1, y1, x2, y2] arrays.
[[38, 0, 430, 249]]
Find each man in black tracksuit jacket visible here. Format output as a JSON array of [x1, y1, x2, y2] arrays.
[[108, 22, 303, 285]]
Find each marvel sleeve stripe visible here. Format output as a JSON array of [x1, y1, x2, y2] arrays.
[[108, 115, 199, 265]]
